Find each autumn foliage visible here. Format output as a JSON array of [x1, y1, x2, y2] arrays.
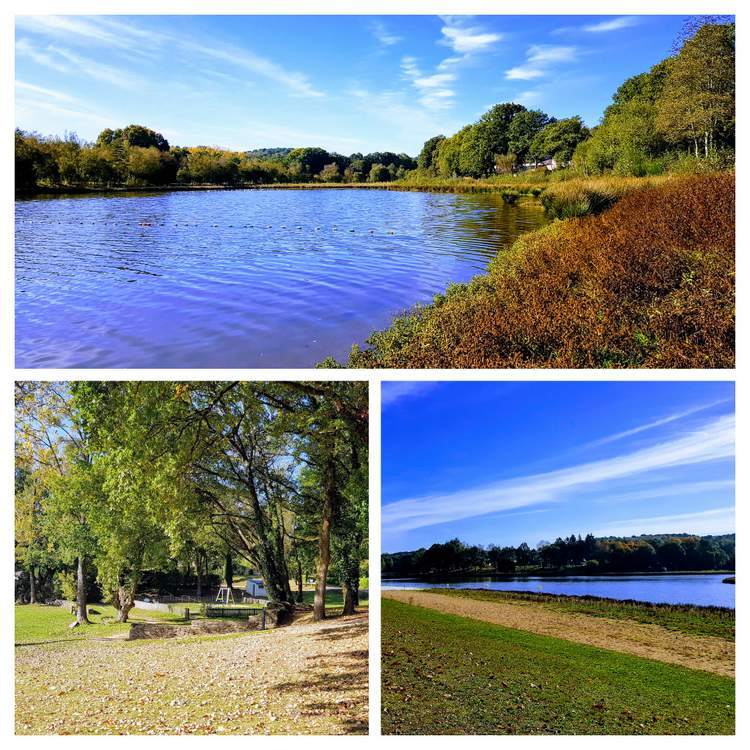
[[348, 172, 734, 368]]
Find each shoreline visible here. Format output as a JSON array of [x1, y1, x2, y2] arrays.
[[382, 568, 735, 581], [15, 180, 543, 198]]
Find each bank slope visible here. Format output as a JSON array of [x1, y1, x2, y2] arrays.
[[349, 173, 734, 369]]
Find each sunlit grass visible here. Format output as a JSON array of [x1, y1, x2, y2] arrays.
[[382, 599, 734, 735]]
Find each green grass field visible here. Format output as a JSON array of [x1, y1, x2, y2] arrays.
[[382, 599, 734, 735], [14, 604, 192, 644], [16, 591, 369, 645], [430, 589, 735, 641]]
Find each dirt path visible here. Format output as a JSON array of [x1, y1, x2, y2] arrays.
[[383, 591, 734, 678], [16, 613, 368, 735]]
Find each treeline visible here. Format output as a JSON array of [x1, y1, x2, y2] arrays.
[[382, 533, 735, 577], [415, 19, 734, 179], [15, 382, 368, 623], [14, 20, 733, 191], [15, 124, 416, 191]]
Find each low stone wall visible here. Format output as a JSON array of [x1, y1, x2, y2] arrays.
[[128, 618, 258, 641]]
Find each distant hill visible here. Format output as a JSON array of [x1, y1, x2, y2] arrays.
[[243, 147, 293, 159]]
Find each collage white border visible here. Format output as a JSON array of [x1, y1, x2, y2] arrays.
[[1, 0, 745, 745]]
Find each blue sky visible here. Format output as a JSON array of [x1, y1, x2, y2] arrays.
[[15, 14, 690, 154], [381, 382, 735, 552]]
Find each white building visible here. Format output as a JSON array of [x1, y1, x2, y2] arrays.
[[246, 578, 268, 598]]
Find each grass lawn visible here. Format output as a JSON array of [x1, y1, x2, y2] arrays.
[[382, 599, 734, 735], [14, 604, 191, 644], [300, 588, 369, 609], [430, 589, 735, 641]]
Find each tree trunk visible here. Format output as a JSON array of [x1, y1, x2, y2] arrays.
[[195, 549, 203, 599], [296, 558, 304, 603], [29, 568, 37, 604], [341, 580, 355, 616], [224, 551, 234, 590], [116, 585, 137, 623], [76, 556, 90, 625], [314, 459, 336, 622]]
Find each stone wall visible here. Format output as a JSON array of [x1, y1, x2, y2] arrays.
[[128, 618, 260, 641]]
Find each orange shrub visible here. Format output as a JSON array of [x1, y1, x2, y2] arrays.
[[347, 172, 734, 368]]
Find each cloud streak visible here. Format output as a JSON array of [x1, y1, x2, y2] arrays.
[[401, 56, 456, 109], [383, 414, 735, 533], [584, 17, 640, 33], [506, 45, 578, 81], [583, 398, 732, 449], [440, 17, 503, 54], [382, 381, 440, 408], [371, 20, 402, 47], [17, 15, 324, 99]]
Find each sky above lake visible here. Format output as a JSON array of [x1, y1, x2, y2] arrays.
[[381, 382, 735, 552], [15, 14, 690, 155]]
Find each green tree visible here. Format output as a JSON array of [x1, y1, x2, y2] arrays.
[[529, 116, 590, 164], [655, 22, 735, 157], [507, 109, 553, 163], [416, 135, 446, 173]]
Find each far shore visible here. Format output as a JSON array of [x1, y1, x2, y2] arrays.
[[15, 181, 543, 197], [383, 568, 736, 581]]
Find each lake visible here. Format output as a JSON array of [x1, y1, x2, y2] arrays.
[[15, 188, 547, 368], [382, 573, 735, 608]]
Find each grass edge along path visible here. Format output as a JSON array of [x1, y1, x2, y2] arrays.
[[381, 598, 734, 735], [382, 590, 734, 678], [429, 587, 735, 641]]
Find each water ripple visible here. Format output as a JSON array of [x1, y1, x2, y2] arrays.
[[16, 188, 547, 367]]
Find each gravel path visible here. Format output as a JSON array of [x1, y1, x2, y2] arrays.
[[16, 613, 368, 735], [383, 591, 733, 678]]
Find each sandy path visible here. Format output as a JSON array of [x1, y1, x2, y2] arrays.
[[16, 613, 368, 735], [383, 590, 733, 678]]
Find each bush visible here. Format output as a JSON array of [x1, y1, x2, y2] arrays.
[[347, 172, 734, 369]]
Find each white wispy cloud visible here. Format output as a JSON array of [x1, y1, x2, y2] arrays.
[[348, 86, 461, 145], [382, 382, 440, 408], [583, 399, 732, 449], [15, 95, 112, 127], [16, 15, 164, 54], [584, 17, 640, 33], [370, 20, 402, 46], [439, 17, 503, 54], [15, 80, 73, 101], [17, 15, 324, 99], [178, 39, 324, 99], [591, 506, 734, 537], [401, 56, 456, 110], [17, 39, 145, 90], [382, 414, 735, 533], [16, 37, 67, 72], [505, 45, 578, 81]]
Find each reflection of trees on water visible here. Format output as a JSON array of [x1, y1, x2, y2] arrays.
[[419, 193, 548, 262]]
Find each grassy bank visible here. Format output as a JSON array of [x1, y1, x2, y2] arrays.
[[18, 179, 543, 198], [429, 589, 735, 641], [343, 172, 734, 369], [14, 603, 188, 644], [382, 599, 734, 735]]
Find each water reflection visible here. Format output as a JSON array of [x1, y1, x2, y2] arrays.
[[382, 573, 735, 608]]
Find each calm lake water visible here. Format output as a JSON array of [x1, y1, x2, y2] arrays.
[[16, 188, 547, 367], [382, 573, 735, 608]]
